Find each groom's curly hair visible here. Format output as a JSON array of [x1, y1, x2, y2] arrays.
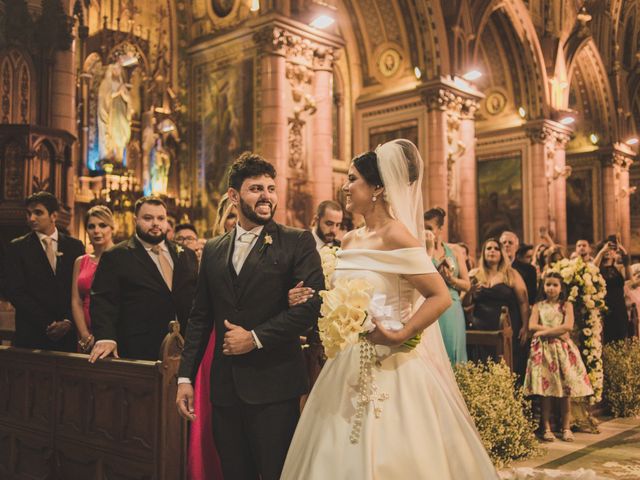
[[228, 151, 277, 190]]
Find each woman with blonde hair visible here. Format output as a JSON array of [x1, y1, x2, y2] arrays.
[[71, 205, 115, 352], [464, 238, 530, 377], [213, 193, 238, 237]]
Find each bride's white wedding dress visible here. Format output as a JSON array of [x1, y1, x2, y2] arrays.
[[281, 247, 499, 479]]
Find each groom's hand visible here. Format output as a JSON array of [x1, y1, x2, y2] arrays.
[[176, 383, 196, 421], [223, 320, 256, 355]]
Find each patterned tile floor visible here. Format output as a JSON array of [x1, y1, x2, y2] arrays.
[[502, 417, 640, 479]]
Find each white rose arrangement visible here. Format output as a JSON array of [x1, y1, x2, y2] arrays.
[[547, 257, 607, 403]]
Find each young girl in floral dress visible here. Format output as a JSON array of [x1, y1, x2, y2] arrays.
[[524, 271, 593, 442]]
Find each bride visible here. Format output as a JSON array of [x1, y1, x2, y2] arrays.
[[281, 139, 498, 479]]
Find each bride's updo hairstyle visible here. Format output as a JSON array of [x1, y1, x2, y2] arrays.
[[353, 151, 384, 188]]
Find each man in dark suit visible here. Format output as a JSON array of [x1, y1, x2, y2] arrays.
[[88, 196, 198, 362], [311, 199, 343, 250], [5, 192, 85, 352], [176, 152, 324, 480]]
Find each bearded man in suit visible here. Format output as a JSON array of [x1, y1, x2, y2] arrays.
[[6, 192, 85, 352], [89, 195, 198, 362], [176, 152, 324, 480]]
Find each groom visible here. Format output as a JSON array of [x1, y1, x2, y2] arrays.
[[177, 152, 324, 480]]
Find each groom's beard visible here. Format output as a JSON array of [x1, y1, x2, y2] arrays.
[[240, 197, 276, 226], [315, 225, 335, 243]]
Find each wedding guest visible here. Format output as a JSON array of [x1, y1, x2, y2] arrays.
[[89, 196, 199, 361], [573, 239, 593, 263], [625, 263, 640, 337], [424, 207, 470, 364], [524, 271, 593, 442], [71, 205, 115, 353], [465, 238, 529, 377], [166, 215, 176, 241], [595, 237, 631, 343], [213, 193, 238, 237], [311, 200, 343, 250], [5, 192, 85, 351], [175, 223, 202, 261], [458, 242, 475, 271]]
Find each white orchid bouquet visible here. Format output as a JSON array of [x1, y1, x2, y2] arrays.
[[546, 257, 607, 403]]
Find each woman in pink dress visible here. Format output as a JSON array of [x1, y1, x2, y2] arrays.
[[71, 205, 115, 353]]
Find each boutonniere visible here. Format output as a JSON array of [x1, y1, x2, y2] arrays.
[[55, 251, 64, 257], [259, 234, 273, 253], [176, 245, 184, 255]]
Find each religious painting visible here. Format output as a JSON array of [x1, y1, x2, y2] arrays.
[[196, 57, 253, 203], [477, 154, 523, 241], [368, 122, 418, 150], [566, 166, 596, 245]]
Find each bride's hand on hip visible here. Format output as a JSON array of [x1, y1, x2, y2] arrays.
[[366, 319, 407, 347]]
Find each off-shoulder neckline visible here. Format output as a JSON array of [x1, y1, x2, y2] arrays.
[[338, 247, 425, 253]]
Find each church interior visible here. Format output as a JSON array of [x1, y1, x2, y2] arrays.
[[1, 1, 640, 479]]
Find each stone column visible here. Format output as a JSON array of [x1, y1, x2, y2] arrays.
[[600, 146, 635, 245], [421, 79, 483, 244], [254, 27, 289, 223], [551, 134, 571, 246], [50, 0, 76, 210], [311, 47, 335, 207], [601, 156, 618, 238], [457, 108, 479, 255], [526, 120, 573, 244]]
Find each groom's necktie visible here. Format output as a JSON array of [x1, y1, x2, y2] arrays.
[[233, 232, 258, 274]]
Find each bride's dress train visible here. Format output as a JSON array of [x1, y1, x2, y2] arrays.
[[281, 248, 499, 479]]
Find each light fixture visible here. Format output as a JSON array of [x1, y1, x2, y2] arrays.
[[518, 107, 527, 119], [560, 116, 575, 125], [626, 137, 639, 145], [119, 54, 138, 67], [462, 70, 482, 81], [589, 133, 599, 145], [414, 66, 422, 80], [250, 0, 260, 12], [310, 14, 335, 29]]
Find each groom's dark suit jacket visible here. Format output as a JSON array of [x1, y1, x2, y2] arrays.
[[5, 231, 85, 351], [179, 220, 325, 406], [91, 236, 198, 360]]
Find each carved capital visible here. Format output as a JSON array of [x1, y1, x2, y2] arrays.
[[313, 46, 336, 71], [525, 124, 571, 148]]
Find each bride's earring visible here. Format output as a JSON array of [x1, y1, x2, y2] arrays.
[[372, 195, 377, 202]]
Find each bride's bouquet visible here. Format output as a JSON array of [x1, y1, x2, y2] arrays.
[[317, 247, 422, 359]]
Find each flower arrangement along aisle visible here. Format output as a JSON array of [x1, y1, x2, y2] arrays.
[[546, 257, 607, 403]]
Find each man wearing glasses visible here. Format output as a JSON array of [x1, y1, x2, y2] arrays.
[[175, 223, 204, 261]]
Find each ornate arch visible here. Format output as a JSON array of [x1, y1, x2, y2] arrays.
[[472, 0, 550, 118], [565, 37, 619, 145]]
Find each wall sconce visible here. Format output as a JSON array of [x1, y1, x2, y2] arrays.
[[250, 0, 260, 12], [414, 67, 422, 80], [518, 107, 527, 119]]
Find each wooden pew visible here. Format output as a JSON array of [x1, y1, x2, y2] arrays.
[[465, 306, 514, 370], [0, 321, 187, 480]]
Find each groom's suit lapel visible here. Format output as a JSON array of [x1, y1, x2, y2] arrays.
[[235, 221, 277, 300], [222, 230, 239, 302]]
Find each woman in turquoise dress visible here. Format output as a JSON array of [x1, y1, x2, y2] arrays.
[[424, 207, 470, 364]]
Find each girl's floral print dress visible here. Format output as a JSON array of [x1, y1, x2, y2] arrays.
[[524, 302, 594, 398]]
